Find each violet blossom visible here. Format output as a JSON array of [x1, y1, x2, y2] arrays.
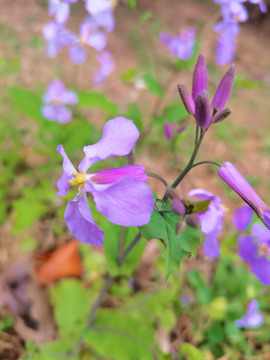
[[43, 22, 73, 57], [233, 204, 253, 231], [235, 300, 264, 328], [188, 189, 225, 258], [93, 51, 115, 85], [48, 0, 77, 24], [164, 122, 185, 141], [56, 117, 154, 246], [238, 223, 270, 285], [42, 80, 78, 123], [160, 29, 195, 60], [218, 162, 270, 229], [178, 54, 236, 129]]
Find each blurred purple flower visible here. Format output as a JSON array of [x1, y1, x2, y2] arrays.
[[93, 51, 115, 85], [48, 0, 77, 24], [43, 22, 73, 57], [160, 29, 195, 60], [164, 122, 185, 141], [218, 162, 270, 229], [188, 189, 225, 258], [238, 223, 270, 284], [235, 300, 263, 328], [85, 0, 116, 15], [42, 80, 78, 123], [57, 117, 154, 246], [233, 204, 253, 231], [181, 294, 189, 303], [216, 1, 248, 22]]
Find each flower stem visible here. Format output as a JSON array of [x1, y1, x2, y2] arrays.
[[192, 160, 222, 168], [145, 171, 168, 188], [117, 231, 142, 266]]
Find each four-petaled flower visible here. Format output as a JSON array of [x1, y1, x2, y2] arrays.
[[188, 189, 225, 258], [42, 80, 78, 123], [57, 117, 154, 246], [160, 29, 195, 60], [235, 299, 264, 328], [48, 0, 77, 24]]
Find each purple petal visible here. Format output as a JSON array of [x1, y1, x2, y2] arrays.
[[160, 32, 174, 46], [251, 257, 270, 285], [215, 37, 236, 66], [192, 54, 207, 102], [69, 44, 87, 64], [194, 90, 211, 129], [89, 165, 148, 184], [89, 178, 154, 227], [56, 145, 76, 196], [79, 117, 139, 172], [212, 108, 232, 124], [85, 0, 113, 15], [203, 231, 220, 258], [211, 65, 236, 111], [238, 235, 258, 264], [178, 84, 195, 115], [54, 105, 72, 123], [251, 223, 270, 245], [87, 31, 107, 51], [55, 2, 70, 24], [199, 204, 221, 233], [188, 188, 216, 200], [43, 80, 65, 103], [63, 90, 78, 105], [235, 300, 263, 328], [233, 205, 253, 231], [95, 10, 115, 32], [65, 193, 104, 246], [56, 172, 72, 196], [164, 122, 172, 140], [93, 50, 114, 85], [42, 105, 58, 121], [171, 199, 186, 216]]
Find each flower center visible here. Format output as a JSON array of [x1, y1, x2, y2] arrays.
[[52, 97, 61, 106], [258, 243, 270, 256], [69, 173, 86, 193]]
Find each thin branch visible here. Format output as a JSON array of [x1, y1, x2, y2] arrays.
[[118, 231, 142, 266]]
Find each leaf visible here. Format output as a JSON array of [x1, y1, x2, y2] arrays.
[[126, 103, 142, 132], [182, 199, 211, 215], [161, 103, 188, 123], [163, 214, 201, 278], [121, 68, 138, 83], [140, 210, 167, 241], [36, 241, 83, 285], [141, 73, 164, 98], [84, 310, 155, 360], [179, 343, 206, 360], [13, 199, 47, 234], [50, 279, 88, 330], [77, 91, 118, 113], [8, 87, 44, 122], [140, 11, 152, 23]]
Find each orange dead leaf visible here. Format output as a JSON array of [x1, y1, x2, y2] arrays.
[[36, 241, 83, 285]]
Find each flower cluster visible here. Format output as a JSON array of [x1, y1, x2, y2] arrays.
[[56, 117, 154, 246], [213, 0, 267, 65], [44, 0, 116, 84], [178, 54, 236, 129], [159, 29, 195, 61]]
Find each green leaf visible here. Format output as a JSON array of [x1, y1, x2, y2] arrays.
[[77, 91, 118, 113], [127, 0, 137, 8], [50, 279, 88, 330], [163, 214, 201, 278], [126, 103, 142, 132], [140, 11, 152, 23], [182, 199, 211, 215], [84, 310, 155, 360], [121, 68, 137, 83], [0, 316, 14, 331], [141, 73, 164, 98], [8, 87, 44, 122], [140, 210, 167, 241], [161, 103, 188, 123], [179, 343, 206, 360]]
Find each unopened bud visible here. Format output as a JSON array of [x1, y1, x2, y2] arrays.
[[192, 54, 207, 101], [178, 84, 195, 115], [186, 214, 201, 229], [176, 220, 186, 235], [211, 64, 236, 111], [212, 108, 231, 124], [195, 91, 211, 129], [171, 198, 186, 216]]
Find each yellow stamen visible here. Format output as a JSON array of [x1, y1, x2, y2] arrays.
[[69, 172, 86, 189], [258, 243, 269, 256], [110, 0, 118, 8]]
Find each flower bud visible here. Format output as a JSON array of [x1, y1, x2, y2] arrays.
[[212, 108, 231, 124], [195, 91, 211, 129], [164, 121, 172, 140], [186, 214, 200, 228], [178, 84, 195, 115], [192, 54, 207, 101], [211, 64, 236, 111], [171, 198, 186, 216]]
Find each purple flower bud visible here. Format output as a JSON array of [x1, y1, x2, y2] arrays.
[[212, 108, 231, 124], [164, 121, 172, 140], [171, 198, 186, 216], [192, 54, 207, 101], [195, 91, 211, 129], [211, 65, 236, 111], [178, 84, 195, 115], [186, 214, 200, 229]]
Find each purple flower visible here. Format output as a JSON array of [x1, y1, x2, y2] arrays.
[[214, 0, 248, 22], [188, 189, 225, 258], [233, 204, 253, 231], [160, 29, 195, 60], [43, 22, 73, 57], [178, 54, 235, 129], [93, 51, 115, 85], [48, 0, 77, 24], [218, 162, 270, 229], [235, 300, 264, 328], [164, 122, 185, 141], [42, 80, 78, 123], [238, 223, 270, 284], [56, 117, 154, 246], [85, 0, 116, 15]]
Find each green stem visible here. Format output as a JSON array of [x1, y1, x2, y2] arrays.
[[117, 231, 142, 266], [146, 171, 168, 188], [192, 160, 222, 168]]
